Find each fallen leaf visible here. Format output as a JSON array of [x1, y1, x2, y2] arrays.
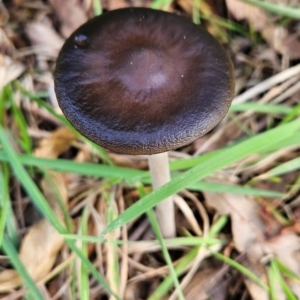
[[124, 279, 160, 300], [0, 172, 67, 292], [109, 153, 148, 169], [248, 232, 300, 298], [262, 26, 300, 60], [226, 0, 268, 31], [205, 192, 300, 299], [0, 55, 24, 90], [226, 0, 300, 59], [25, 16, 64, 59], [205, 192, 265, 252], [48, 0, 87, 38], [108, 0, 129, 10], [183, 267, 226, 300], [34, 127, 77, 159]]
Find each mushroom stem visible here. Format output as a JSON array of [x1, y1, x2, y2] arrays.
[[148, 152, 176, 238]]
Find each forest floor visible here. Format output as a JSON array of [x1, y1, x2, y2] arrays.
[[0, 0, 300, 299]]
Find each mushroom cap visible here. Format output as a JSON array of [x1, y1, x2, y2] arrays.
[[54, 7, 235, 155]]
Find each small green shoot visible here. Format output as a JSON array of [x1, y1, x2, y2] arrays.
[[151, 0, 173, 10], [93, 0, 102, 16], [212, 251, 269, 291]]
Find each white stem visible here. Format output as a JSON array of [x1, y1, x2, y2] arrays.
[[148, 152, 176, 238]]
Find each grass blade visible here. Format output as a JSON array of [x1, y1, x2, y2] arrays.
[[230, 103, 293, 114], [0, 152, 284, 198], [212, 251, 269, 291], [260, 157, 300, 179], [0, 152, 142, 179]]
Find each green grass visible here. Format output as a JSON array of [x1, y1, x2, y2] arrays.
[[99, 119, 300, 237], [212, 250, 270, 291], [151, 0, 173, 10], [148, 216, 228, 299], [92, 0, 102, 16], [0, 151, 285, 198], [230, 103, 294, 115], [268, 259, 298, 300], [0, 126, 120, 299], [258, 157, 300, 179]]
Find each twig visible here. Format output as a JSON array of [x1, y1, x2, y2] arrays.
[[233, 63, 300, 104]]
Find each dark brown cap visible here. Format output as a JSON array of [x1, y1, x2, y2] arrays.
[[54, 7, 235, 155]]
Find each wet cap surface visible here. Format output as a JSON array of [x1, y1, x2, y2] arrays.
[[55, 7, 235, 155]]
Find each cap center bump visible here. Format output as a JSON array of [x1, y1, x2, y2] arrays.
[[118, 49, 169, 92]]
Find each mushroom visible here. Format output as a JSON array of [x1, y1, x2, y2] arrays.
[[54, 7, 235, 238]]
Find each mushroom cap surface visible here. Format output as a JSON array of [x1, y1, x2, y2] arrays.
[[55, 7, 235, 155]]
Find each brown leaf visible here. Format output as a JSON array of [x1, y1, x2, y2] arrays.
[[264, 233, 300, 275], [41, 172, 68, 214], [226, 0, 300, 59], [20, 219, 64, 278], [225, 0, 268, 31], [108, 0, 129, 10], [183, 267, 226, 300], [0, 270, 22, 292], [124, 279, 160, 300], [205, 192, 265, 252], [0, 222, 63, 292], [34, 127, 77, 159], [262, 26, 300, 60], [48, 0, 87, 38], [0, 172, 67, 292], [25, 16, 64, 59], [0, 55, 25, 90], [204, 192, 300, 299], [109, 153, 148, 169]]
